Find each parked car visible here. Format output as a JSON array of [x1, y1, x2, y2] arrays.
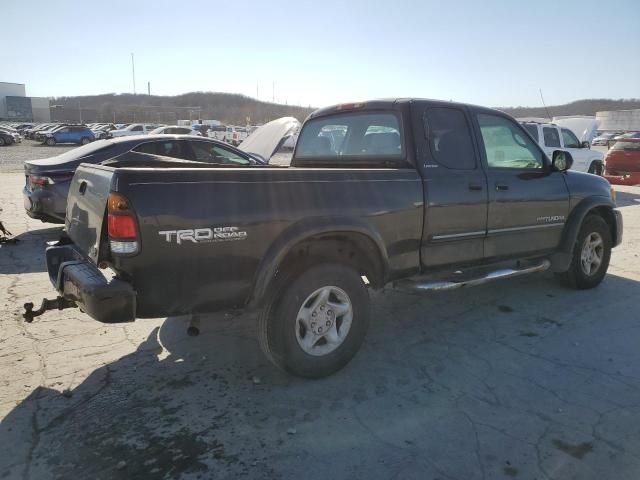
[[0, 127, 21, 143], [41, 125, 95, 146], [109, 124, 160, 138], [604, 139, 640, 185], [26, 123, 57, 140], [29, 99, 622, 379], [35, 124, 70, 142], [207, 125, 227, 141], [520, 121, 604, 175], [592, 133, 618, 146], [91, 124, 117, 140], [224, 126, 249, 146], [149, 125, 201, 135], [613, 132, 640, 141], [23, 134, 277, 223], [0, 129, 19, 146]]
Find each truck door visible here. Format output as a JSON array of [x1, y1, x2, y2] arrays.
[[415, 104, 488, 267], [473, 111, 570, 258], [560, 127, 589, 172]]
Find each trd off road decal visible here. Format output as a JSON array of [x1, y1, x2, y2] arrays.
[[159, 226, 248, 244]]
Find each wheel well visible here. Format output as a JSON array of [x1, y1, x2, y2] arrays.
[[276, 233, 386, 289], [588, 206, 616, 243]]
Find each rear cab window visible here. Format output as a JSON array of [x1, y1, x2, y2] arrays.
[[294, 111, 404, 166]]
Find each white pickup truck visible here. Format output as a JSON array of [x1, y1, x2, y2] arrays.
[[109, 123, 160, 138], [520, 121, 604, 175]]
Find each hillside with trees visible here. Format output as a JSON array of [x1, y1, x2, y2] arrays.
[[49, 93, 640, 125], [497, 98, 640, 119], [50, 92, 314, 125]]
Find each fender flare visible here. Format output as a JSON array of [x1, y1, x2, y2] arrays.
[[552, 195, 616, 271], [248, 216, 389, 307]]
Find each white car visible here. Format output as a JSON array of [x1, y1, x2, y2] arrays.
[[109, 124, 160, 138], [520, 122, 604, 175], [149, 125, 201, 136]]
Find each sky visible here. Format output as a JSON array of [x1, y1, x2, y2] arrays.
[[2, 0, 639, 109]]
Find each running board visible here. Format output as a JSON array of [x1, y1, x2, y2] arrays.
[[394, 259, 551, 292]]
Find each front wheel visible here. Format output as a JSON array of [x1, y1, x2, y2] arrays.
[[45, 137, 56, 146], [258, 263, 370, 378], [0, 137, 5, 146], [588, 162, 603, 176], [80, 137, 91, 145], [554, 215, 612, 289]]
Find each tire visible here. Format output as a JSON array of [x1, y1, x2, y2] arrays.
[[554, 215, 612, 289], [588, 162, 603, 176], [80, 137, 91, 145], [0, 137, 5, 146], [258, 263, 370, 378], [45, 137, 56, 146]]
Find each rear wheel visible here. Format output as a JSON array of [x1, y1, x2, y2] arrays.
[[0, 137, 5, 146], [258, 263, 370, 378], [45, 137, 56, 146], [554, 215, 611, 289]]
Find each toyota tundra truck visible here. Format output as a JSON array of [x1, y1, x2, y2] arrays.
[[27, 99, 623, 378]]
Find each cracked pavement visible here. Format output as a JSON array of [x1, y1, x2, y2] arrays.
[[1, 169, 640, 479]]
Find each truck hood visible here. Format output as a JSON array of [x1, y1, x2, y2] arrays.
[[238, 117, 300, 163], [552, 117, 600, 143]]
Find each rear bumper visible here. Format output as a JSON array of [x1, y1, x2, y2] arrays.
[[613, 209, 623, 247], [46, 245, 136, 323], [23, 186, 66, 223]]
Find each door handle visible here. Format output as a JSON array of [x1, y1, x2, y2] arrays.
[[468, 183, 483, 191], [495, 183, 509, 191]]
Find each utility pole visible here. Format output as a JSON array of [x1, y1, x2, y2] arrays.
[[256, 81, 259, 100], [78, 100, 82, 123], [131, 53, 136, 95], [148, 81, 150, 96], [272, 81, 275, 103]]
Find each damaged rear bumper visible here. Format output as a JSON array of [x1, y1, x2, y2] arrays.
[[45, 245, 136, 323]]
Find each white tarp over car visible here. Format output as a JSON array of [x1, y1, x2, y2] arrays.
[[239, 117, 301, 163]]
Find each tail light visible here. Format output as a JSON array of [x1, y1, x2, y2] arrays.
[[107, 192, 139, 255], [28, 175, 53, 189]]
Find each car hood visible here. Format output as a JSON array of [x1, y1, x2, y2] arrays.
[[238, 117, 300, 163]]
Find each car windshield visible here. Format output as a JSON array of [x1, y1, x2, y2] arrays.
[[612, 141, 640, 151]]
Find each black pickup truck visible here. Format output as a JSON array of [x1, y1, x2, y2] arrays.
[[30, 99, 623, 378]]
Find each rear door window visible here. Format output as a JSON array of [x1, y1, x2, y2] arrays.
[[133, 140, 189, 159], [424, 107, 476, 169], [295, 112, 404, 164], [131, 125, 143, 132], [543, 127, 561, 148]]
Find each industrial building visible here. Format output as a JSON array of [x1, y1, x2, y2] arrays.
[[0, 81, 51, 122], [596, 109, 640, 132]]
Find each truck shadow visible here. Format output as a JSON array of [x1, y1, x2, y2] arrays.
[[615, 190, 640, 208], [2, 272, 640, 479], [0, 226, 63, 274]]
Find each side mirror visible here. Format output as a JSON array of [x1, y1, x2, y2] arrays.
[[581, 141, 590, 149], [552, 150, 573, 172]]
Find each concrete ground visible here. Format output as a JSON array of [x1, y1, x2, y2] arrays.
[[1, 146, 640, 479]]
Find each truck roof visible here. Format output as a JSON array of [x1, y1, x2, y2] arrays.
[[307, 98, 509, 120]]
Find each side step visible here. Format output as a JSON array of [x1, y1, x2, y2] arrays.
[[394, 259, 551, 292]]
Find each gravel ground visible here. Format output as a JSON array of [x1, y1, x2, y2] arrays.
[[0, 140, 76, 173], [0, 144, 639, 479]]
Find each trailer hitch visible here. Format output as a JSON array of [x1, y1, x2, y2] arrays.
[[23, 297, 77, 323]]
